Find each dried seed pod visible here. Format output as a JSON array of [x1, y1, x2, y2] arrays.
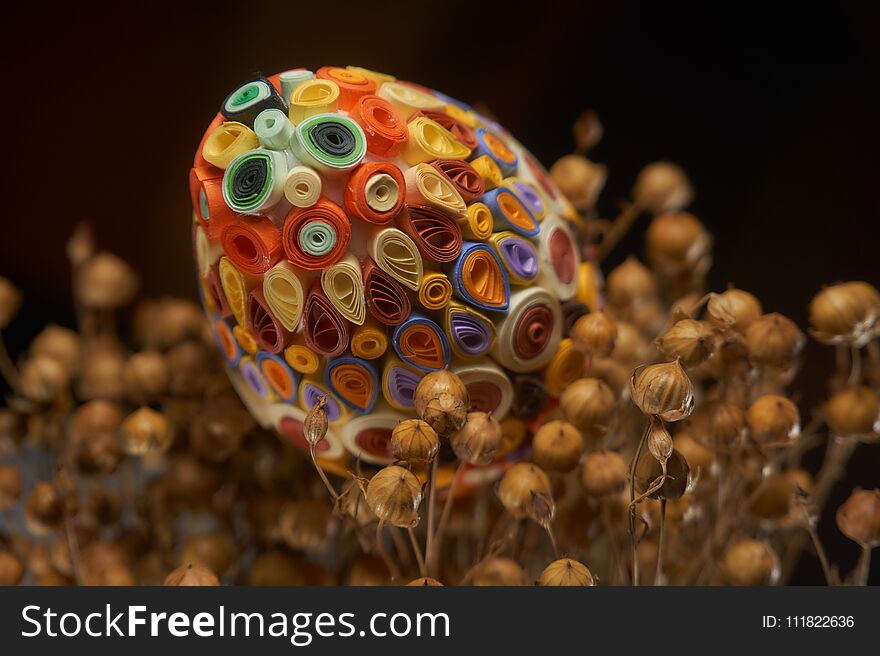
[[532, 420, 584, 473], [76, 430, 123, 475], [707, 286, 763, 332], [559, 378, 616, 439], [606, 256, 658, 307], [19, 354, 69, 404], [165, 340, 212, 397], [745, 313, 805, 368], [414, 369, 469, 436], [303, 395, 329, 448], [471, 556, 525, 586], [571, 311, 617, 358], [80, 487, 124, 527], [179, 532, 238, 577], [824, 386, 880, 438], [123, 351, 169, 403], [189, 396, 253, 462], [809, 281, 880, 346], [688, 401, 746, 452], [0, 276, 22, 329], [365, 465, 422, 528], [635, 448, 690, 500], [656, 319, 715, 368], [76, 252, 139, 309], [633, 161, 693, 215], [133, 298, 207, 350], [279, 500, 333, 553], [549, 154, 607, 209], [70, 399, 124, 444], [646, 211, 710, 272], [78, 338, 126, 401], [748, 470, 812, 521], [0, 550, 24, 586], [836, 488, 880, 547], [66, 222, 95, 268], [721, 538, 779, 586], [646, 416, 674, 464], [407, 577, 444, 586], [672, 430, 714, 474], [0, 462, 22, 511], [746, 395, 800, 445], [581, 450, 628, 497], [497, 462, 553, 521], [630, 359, 695, 421], [24, 482, 65, 536], [537, 558, 596, 586], [120, 407, 173, 455], [164, 563, 221, 586], [164, 454, 223, 512], [391, 418, 440, 465], [450, 411, 503, 465], [611, 321, 651, 364], [572, 109, 603, 153], [30, 325, 81, 376]]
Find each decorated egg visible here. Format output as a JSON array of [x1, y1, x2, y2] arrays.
[[190, 66, 587, 488]]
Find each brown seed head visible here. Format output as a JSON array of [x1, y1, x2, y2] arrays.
[[406, 577, 444, 586], [449, 411, 502, 466], [0, 463, 22, 511], [809, 281, 880, 347], [646, 416, 674, 464], [635, 448, 690, 500], [120, 407, 173, 456], [164, 563, 221, 586], [689, 400, 746, 452], [707, 286, 763, 332], [532, 420, 584, 473], [633, 161, 693, 215], [24, 482, 65, 536], [279, 500, 333, 553], [70, 399, 124, 443], [391, 418, 440, 465], [630, 359, 695, 421], [20, 354, 69, 404], [189, 396, 253, 462], [30, 325, 81, 376], [0, 276, 22, 329], [571, 311, 617, 358], [606, 256, 658, 307], [746, 395, 800, 445], [549, 154, 607, 209], [78, 338, 126, 401], [672, 430, 714, 474], [537, 558, 596, 586], [645, 211, 710, 271], [656, 319, 715, 368], [66, 223, 95, 268], [471, 557, 525, 586], [497, 462, 553, 521], [581, 450, 628, 497], [123, 351, 169, 403], [365, 465, 422, 528], [133, 298, 206, 350], [721, 538, 779, 586], [165, 340, 212, 397], [824, 386, 880, 438], [303, 395, 330, 448], [0, 551, 24, 586], [179, 532, 238, 577], [572, 110, 604, 153], [76, 252, 139, 309], [77, 430, 123, 475], [559, 378, 616, 438], [745, 313, 805, 368], [414, 369, 469, 436], [836, 489, 880, 547]]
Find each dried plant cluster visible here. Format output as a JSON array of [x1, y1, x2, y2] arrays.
[[0, 113, 878, 587]]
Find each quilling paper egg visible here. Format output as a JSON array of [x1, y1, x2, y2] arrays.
[[190, 66, 585, 489]]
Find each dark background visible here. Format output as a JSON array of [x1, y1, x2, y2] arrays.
[[1, 1, 877, 583]]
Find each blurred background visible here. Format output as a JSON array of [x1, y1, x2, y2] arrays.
[[1, 1, 877, 583]]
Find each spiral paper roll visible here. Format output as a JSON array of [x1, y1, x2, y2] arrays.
[[192, 65, 584, 484]]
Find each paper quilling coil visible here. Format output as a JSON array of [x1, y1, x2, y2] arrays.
[[503, 179, 545, 221], [457, 202, 493, 241], [221, 216, 283, 276], [367, 227, 423, 291], [291, 113, 366, 174], [444, 302, 496, 360], [401, 117, 472, 165], [348, 95, 408, 157], [524, 152, 558, 201], [325, 353, 379, 414], [351, 317, 388, 360], [282, 198, 351, 270], [448, 241, 510, 313], [431, 158, 485, 203], [397, 205, 463, 264], [194, 113, 223, 167], [288, 79, 340, 124], [561, 300, 590, 336], [205, 264, 233, 318], [378, 81, 445, 116], [220, 77, 287, 128], [576, 261, 603, 311], [202, 121, 260, 169], [283, 165, 322, 208], [219, 256, 258, 326], [403, 163, 467, 218], [195, 226, 223, 278], [315, 66, 377, 110], [535, 216, 579, 301], [284, 331, 321, 374], [481, 187, 540, 237], [214, 318, 242, 366], [392, 312, 451, 372], [234, 325, 259, 355], [472, 128, 519, 177], [412, 109, 478, 150], [346, 66, 395, 85], [320, 254, 366, 325], [247, 288, 291, 354], [339, 403, 407, 465], [381, 356, 424, 412], [256, 351, 299, 403], [544, 337, 585, 398], [190, 166, 233, 239], [469, 155, 503, 190], [453, 359, 513, 421], [511, 375, 550, 419], [344, 161, 406, 224], [303, 280, 350, 357], [490, 287, 563, 373], [298, 376, 349, 424], [487, 231, 540, 286], [418, 271, 453, 310], [362, 258, 411, 326], [222, 149, 288, 214], [239, 356, 276, 402], [254, 109, 294, 150], [267, 403, 346, 460], [497, 417, 528, 458], [279, 69, 314, 104], [263, 261, 306, 332]]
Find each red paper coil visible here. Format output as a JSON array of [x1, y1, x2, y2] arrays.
[[315, 66, 377, 110], [247, 288, 291, 354], [302, 280, 351, 357], [221, 216, 283, 276], [190, 165, 233, 239], [549, 228, 576, 284], [513, 305, 554, 360], [362, 258, 411, 326], [281, 198, 352, 270], [431, 158, 485, 203], [397, 205, 463, 263], [344, 161, 406, 224], [349, 95, 408, 157]]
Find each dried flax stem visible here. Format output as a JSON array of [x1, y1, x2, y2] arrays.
[[598, 202, 641, 263], [654, 498, 667, 586], [408, 527, 427, 578], [628, 421, 650, 586], [424, 457, 439, 575], [375, 521, 402, 582], [309, 446, 338, 502], [430, 461, 464, 571]]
